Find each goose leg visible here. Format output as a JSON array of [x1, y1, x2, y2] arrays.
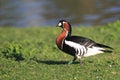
[[79, 58, 82, 65], [68, 56, 77, 64], [78, 56, 83, 65]]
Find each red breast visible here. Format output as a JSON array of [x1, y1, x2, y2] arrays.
[[56, 29, 68, 50]]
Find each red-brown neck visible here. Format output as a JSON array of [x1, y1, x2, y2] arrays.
[[56, 28, 68, 50], [56, 20, 72, 50], [63, 21, 72, 36]]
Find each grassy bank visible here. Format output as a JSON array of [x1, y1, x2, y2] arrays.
[[0, 21, 120, 80]]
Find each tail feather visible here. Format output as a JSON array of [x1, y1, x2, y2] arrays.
[[95, 43, 113, 49], [101, 50, 113, 53], [94, 43, 113, 53]]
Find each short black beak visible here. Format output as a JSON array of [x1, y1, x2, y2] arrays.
[[56, 24, 59, 27]]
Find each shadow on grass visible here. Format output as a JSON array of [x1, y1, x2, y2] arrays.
[[31, 58, 79, 65], [37, 60, 68, 65], [38, 60, 79, 65]]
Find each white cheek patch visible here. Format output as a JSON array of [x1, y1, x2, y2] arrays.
[[58, 22, 62, 26], [63, 21, 66, 24]]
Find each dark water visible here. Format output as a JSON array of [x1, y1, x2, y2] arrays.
[[0, 0, 120, 27]]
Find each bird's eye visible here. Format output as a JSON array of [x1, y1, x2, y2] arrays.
[[58, 22, 62, 27]]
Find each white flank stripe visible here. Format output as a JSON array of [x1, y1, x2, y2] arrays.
[[65, 40, 86, 56], [65, 40, 105, 57], [84, 47, 105, 57], [65, 40, 83, 50]]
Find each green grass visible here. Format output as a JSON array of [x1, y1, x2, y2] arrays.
[[0, 20, 120, 80]]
